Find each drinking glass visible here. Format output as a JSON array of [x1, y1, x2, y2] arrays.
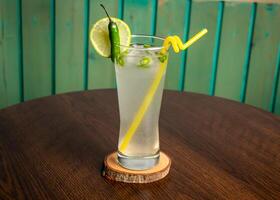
[[114, 35, 168, 170]]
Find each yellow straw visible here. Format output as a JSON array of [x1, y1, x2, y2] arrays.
[[119, 28, 208, 153]]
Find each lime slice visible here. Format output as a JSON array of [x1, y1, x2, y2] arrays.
[[90, 17, 131, 57]]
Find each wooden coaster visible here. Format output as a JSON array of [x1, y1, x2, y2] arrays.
[[103, 152, 171, 183]]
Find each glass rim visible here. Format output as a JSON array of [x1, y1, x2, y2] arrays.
[[117, 34, 165, 51]]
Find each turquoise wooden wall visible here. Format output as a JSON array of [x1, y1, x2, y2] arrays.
[[0, 0, 279, 115]]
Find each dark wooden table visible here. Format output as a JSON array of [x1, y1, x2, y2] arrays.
[[0, 90, 280, 200]]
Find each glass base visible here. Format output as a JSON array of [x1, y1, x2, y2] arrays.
[[117, 151, 160, 170]]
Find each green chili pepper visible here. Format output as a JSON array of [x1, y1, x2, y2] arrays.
[[100, 4, 120, 62], [117, 55, 125, 66], [158, 54, 167, 63], [138, 57, 151, 68], [156, 52, 168, 63], [116, 50, 129, 67], [143, 44, 151, 48]]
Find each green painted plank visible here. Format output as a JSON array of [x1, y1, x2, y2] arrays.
[[150, 0, 158, 36], [272, 46, 280, 115], [118, 0, 124, 19], [245, 4, 280, 111], [240, 3, 257, 103], [22, 0, 52, 100], [88, 0, 118, 89], [17, 0, 24, 102], [83, 0, 90, 90], [215, 2, 251, 101], [50, 0, 55, 94], [156, 0, 188, 90], [0, 0, 21, 108], [184, 2, 218, 94], [123, 0, 153, 35], [209, 1, 224, 96], [56, 0, 85, 94], [178, 0, 191, 91]]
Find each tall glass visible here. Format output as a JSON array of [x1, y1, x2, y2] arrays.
[[115, 35, 168, 170]]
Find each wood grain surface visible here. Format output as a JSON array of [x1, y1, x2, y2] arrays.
[[0, 89, 280, 199]]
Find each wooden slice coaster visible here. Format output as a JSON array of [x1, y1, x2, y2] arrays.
[[103, 152, 171, 183]]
